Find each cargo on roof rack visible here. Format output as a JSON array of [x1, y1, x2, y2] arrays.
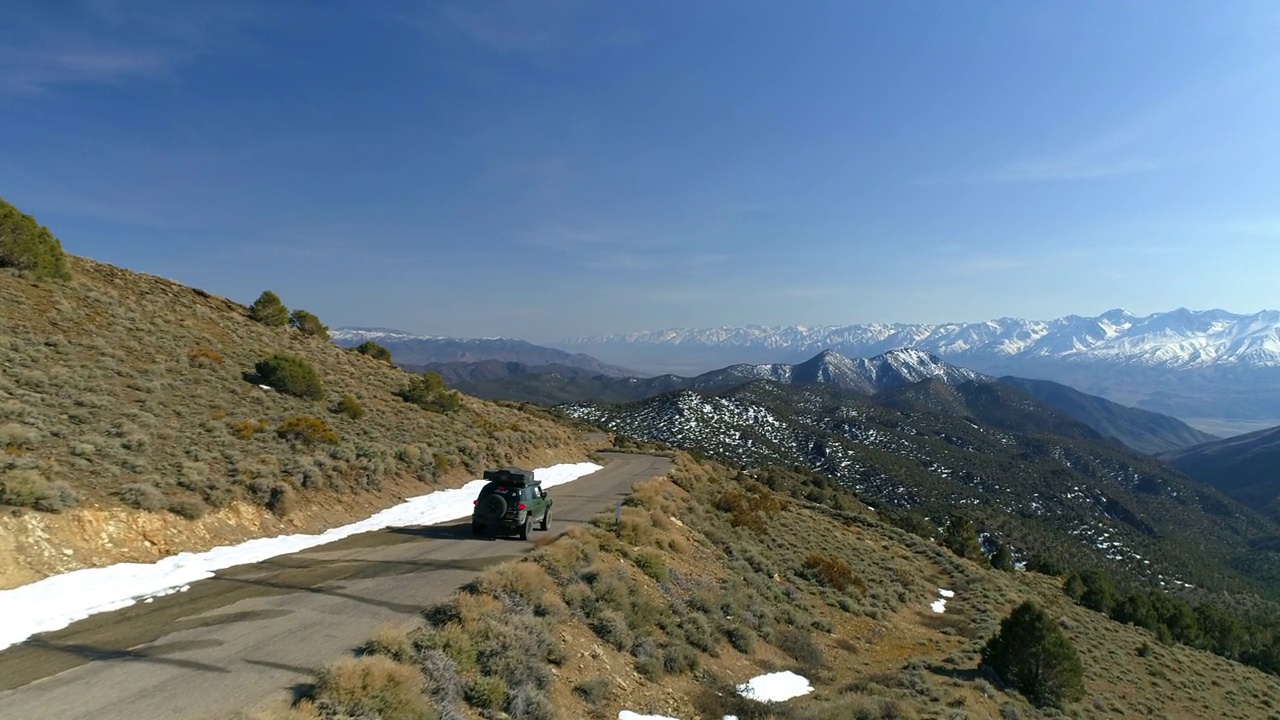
[[483, 467, 536, 486]]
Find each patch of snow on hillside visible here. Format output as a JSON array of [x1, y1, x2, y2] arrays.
[[0, 462, 602, 652], [737, 671, 814, 702], [932, 588, 954, 613]]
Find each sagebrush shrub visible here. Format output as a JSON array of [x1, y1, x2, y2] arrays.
[[248, 290, 289, 327], [331, 394, 365, 420], [0, 470, 78, 512], [276, 416, 340, 446], [0, 197, 70, 280], [397, 372, 461, 413], [314, 656, 434, 720], [289, 309, 329, 340], [255, 354, 324, 399], [117, 482, 166, 511]]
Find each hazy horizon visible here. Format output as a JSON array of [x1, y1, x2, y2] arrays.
[[3, 1, 1278, 340]]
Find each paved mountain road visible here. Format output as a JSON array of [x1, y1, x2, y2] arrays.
[[0, 452, 672, 720]]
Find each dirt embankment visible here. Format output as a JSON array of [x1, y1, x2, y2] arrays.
[[0, 441, 596, 590]]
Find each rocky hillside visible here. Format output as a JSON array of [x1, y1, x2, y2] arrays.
[[563, 381, 1280, 601], [0, 251, 594, 588], [258, 454, 1280, 720]]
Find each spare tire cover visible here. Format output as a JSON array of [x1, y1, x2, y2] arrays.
[[478, 494, 507, 519]]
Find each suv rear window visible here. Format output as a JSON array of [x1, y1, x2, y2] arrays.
[[479, 482, 520, 497]]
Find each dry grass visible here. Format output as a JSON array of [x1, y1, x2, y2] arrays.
[[324, 452, 1280, 720], [0, 257, 588, 522]]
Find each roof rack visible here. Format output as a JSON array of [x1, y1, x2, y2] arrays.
[[483, 467, 536, 486]]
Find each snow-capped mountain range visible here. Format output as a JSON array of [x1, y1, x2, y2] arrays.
[[562, 308, 1280, 370], [709, 348, 989, 394]]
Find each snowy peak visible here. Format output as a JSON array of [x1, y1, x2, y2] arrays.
[[697, 348, 989, 395], [564, 308, 1280, 370]]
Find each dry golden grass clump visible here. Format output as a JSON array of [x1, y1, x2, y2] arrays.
[[267, 453, 1280, 720], [0, 254, 588, 524]]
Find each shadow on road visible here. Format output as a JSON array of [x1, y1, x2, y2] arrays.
[[23, 638, 232, 675]]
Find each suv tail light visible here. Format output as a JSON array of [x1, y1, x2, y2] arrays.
[[472, 500, 478, 505], [518, 503, 526, 510]]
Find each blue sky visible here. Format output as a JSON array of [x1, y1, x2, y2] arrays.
[[2, 1, 1278, 341]]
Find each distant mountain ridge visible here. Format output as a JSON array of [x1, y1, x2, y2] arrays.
[[434, 348, 987, 406], [330, 326, 636, 377], [1161, 425, 1280, 520], [436, 348, 1214, 455], [557, 309, 1280, 429]]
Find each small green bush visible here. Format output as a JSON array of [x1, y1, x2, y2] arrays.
[[981, 600, 1084, 708], [276, 416, 340, 446], [0, 197, 70, 280], [397, 372, 462, 413], [353, 340, 393, 363], [248, 290, 289, 327], [255, 354, 324, 399], [289, 309, 329, 340], [465, 675, 507, 711], [331, 394, 365, 420]]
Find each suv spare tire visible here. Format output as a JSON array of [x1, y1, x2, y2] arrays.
[[478, 494, 507, 520]]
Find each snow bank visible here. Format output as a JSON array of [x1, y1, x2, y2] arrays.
[[932, 587, 955, 613], [736, 670, 813, 702], [0, 462, 601, 652]]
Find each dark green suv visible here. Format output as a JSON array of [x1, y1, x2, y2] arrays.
[[471, 467, 552, 540]]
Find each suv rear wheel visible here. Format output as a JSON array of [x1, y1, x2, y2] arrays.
[[519, 514, 531, 540]]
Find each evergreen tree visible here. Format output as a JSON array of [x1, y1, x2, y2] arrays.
[[397, 371, 461, 413], [249, 290, 289, 327], [1063, 572, 1086, 602], [1079, 569, 1116, 615], [0, 197, 70, 280], [991, 542, 1015, 571], [942, 515, 983, 560], [255, 354, 324, 399], [289, 309, 329, 340], [353, 340, 392, 363], [981, 600, 1085, 708]]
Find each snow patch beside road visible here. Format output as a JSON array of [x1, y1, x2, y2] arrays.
[[0, 462, 601, 652]]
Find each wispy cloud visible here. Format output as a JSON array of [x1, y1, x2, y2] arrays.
[[0, 40, 173, 94], [982, 156, 1159, 182], [0, 2, 261, 95], [948, 257, 1034, 274]]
